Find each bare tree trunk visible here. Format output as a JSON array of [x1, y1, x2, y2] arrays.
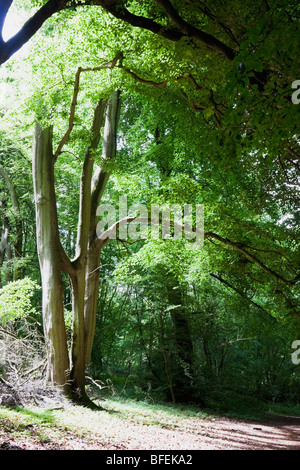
[[84, 247, 101, 368], [83, 91, 121, 370], [69, 92, 120, 401], [32, 91, 121, 405], [33, 124, 70, 392], [68, 100, 107, 401]]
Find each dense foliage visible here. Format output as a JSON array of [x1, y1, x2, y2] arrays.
[[0, 0, 299, 408]]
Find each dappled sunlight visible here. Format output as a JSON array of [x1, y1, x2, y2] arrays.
[[1, 400, 299, 450]]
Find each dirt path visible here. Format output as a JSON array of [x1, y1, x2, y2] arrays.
[[184, 414, 300, 450], [0, 404, 299, 450], [100, 413, 300, 450]]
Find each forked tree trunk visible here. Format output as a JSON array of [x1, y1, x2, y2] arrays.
[[83, 91, 121, 369], [67, 99, 107, 400], [33, 124, 70, 391], [32, 92, 121, 404]]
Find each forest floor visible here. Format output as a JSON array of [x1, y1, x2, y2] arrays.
[[0, 395, 300, 450]]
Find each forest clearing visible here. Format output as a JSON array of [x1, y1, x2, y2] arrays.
[[0, 0, 299, 454]]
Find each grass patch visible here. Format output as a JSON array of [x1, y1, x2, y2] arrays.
[[267, 402, 300, 417], [202, 391, 268, 421], [104, 396, 208, 423], [0, 406, 59, 445]]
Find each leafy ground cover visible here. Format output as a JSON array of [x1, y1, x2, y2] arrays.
[[0, 397, 299, 450]]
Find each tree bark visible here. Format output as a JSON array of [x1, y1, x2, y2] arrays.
[[0, 219, 9, 287], [83, 91, 121, 368], [31, 91, 120, 404], [69, 92, 120, 401], [166, 279, 194, 401], [32, 124, 70, 392], [84, 247, 102, 368], [69, 100, 107, 400]]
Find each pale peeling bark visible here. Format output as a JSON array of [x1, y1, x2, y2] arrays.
[[32, 124, 70, 391]]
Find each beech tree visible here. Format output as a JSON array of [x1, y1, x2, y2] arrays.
[[32, 87, 122, 402], [1, 0, 299, 404]]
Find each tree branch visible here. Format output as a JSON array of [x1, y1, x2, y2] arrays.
[[0, 0, 67, 65], [121, 66, 167, 87], [187, 0, 240, 47], [119, 63, 211, 114], [154, 0, 236, 60], [54, 66, 81, 161], [90, 90, 121, 213], [54, 53, 121, 160], [205, 231, 298, 287], [75, 99, 107, 262], [95, 215, 138, 250], [210, 273, 276, 320], [0, 0, 13, 43], [94, 211, 297, 288], [99, 1, 184, 42], [101, 0, 236, 60], [285, 146, 300, 162]]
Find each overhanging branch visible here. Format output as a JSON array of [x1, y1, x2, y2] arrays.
[[210, 273, 276, 320], [154, 0, 236, 60], [95, 215, 297, 287], [0, 0, 67, 64], [0, 0, 13, 43], [205, 231, 298, 287]]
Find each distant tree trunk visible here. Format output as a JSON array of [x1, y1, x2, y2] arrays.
[[0, 164, 23, 281], [4, 243, 12, 284], [158, 310, 176, 403], [0, 219, 9, 281], [166, 279, 195, 401]]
